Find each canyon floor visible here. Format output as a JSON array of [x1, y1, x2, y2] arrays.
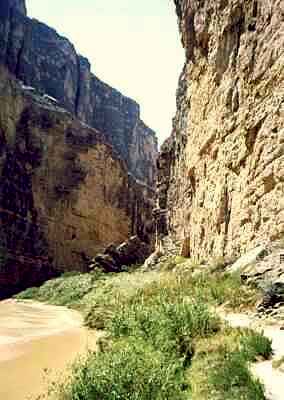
[[5, 256, 281, 400]]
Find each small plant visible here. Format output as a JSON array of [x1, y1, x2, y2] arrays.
[[240, 330, 272, 361]]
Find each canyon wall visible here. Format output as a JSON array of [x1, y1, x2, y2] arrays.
[[0, 68, 155, 298], [0, 0, 157, 186], [157, 0, 284, 260], [0, 1, 157, 297]]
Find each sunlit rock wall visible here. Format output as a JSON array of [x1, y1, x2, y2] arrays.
[[157, 0, 284, 260]]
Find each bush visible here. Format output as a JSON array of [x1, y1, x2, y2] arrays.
[[16, 273, 96, 306], [239, 329, 272, 361], [16, 286, 39, 299], [208, 350, 265, 400], [107, 295, 220, 362], [189, 327, 270, 400], [55, 338, 188, 400]]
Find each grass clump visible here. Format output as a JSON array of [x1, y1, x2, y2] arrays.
[[190, 328, 271, 400], [239, 329, 272, 361], [84, 269, 259, 330], [174, 270, 260, 310], [206, 350, 265, 400], [53, 338, 187, 400], [108, 296, 220, 362]]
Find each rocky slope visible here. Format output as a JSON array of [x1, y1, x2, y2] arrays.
[[0, 0, 157, 186], [157, 0, 284, 260], [0, 67, 155, 298]]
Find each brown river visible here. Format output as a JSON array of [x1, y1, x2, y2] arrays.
[[0, 299, 97, 400]]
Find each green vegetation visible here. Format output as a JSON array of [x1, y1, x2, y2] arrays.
[[17, 257, 270, 400], [54, 338, 187, 400], [189, 327, 272, 400], [16, 271, 95, 307]]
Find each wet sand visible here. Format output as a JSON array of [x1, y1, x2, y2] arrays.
[[0, 300, 98, 400]]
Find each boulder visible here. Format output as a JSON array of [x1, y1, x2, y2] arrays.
[[142, 249, 164, 271], [93, 236, 151, 273], [227, 246, 268, 274], [257, 276, 284, 311]]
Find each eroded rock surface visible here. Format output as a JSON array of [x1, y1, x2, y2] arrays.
[[157, 0, 284, 260], [0, 0, 157, 186], [0, 68, 155, 298]]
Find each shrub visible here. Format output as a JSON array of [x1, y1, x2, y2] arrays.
[[108, 296, 220, 362], [55, 338, 188, 400], [239, 329, 272, 361], [189, 327, 270, 400], [16, 273, 96, 306], [207, 350, 265, 400], [16, 286, 39, 299]]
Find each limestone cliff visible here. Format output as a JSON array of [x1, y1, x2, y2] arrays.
[[0, 68, 155, 298], [157, 0, 284, 260], [0, 0, 157, 186]]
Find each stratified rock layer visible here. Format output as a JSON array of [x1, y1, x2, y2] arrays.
[[157, 0, 284, 260], [0, 68, 155, 298], [0, 0, 157, 186]]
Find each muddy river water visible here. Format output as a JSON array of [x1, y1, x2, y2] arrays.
[[0, 299, 97, 400]]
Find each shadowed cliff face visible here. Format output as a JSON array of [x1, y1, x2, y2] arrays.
[[157, 0, 284, 259], [0, 69, 155, 298], [0, 0, 157, 187]]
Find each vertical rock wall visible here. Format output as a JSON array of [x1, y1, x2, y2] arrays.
[[0, 0, 157, 186], [157, 0, 284, 260], [0, 68, 155, 298]]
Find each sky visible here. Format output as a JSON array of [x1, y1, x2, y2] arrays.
[[26, 1, 185, 144]]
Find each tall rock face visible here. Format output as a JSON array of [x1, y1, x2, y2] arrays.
[[0, 0, 157, 186], [0, 68, 155, 298], [157, 0, 284, 260]]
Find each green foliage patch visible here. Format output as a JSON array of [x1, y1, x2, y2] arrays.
[[16, 258, 268, 400]]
